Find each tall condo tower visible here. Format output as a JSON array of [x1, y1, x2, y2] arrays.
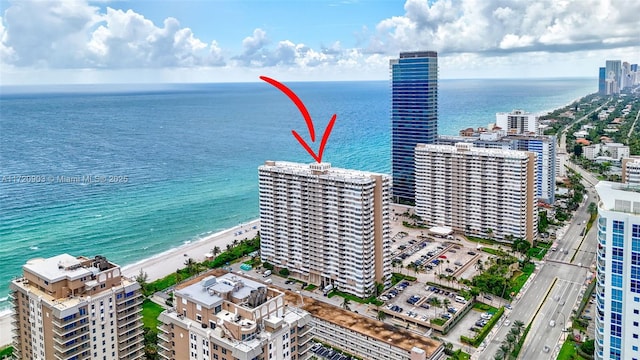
[[10, 254, 145, 360], [258, 161, 391, 297], [594, 182, 640, 360], [415, 143, 538, 243], [390, 51, 438, 205]]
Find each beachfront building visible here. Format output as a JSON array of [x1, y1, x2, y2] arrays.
[[438, 131, 557, 204], [258, 161, 392, 297], [390, 50, 438, 205], [157, 272, 313, 360], [415, 143, 538, 243], [594, 182, 640, 360], [9, 254, 144, 360], [495, 109, 539, 135], [599, 67, 607, 95], [622, 158, 640, 185]]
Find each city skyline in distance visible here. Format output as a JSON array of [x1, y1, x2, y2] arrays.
[[0, 0, 638, 85]]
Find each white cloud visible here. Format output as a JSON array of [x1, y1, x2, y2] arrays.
[[0, 0, 637, 84], [367, 0, 640, 55], [1, 0, 225, 69]]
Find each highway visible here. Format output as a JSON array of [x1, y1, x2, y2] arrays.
[[478, 181, 598, 359]]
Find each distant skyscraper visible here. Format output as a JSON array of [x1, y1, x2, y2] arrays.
[[258, 161, 391, 297], [415, 143, 538, 243], [606, 60, 622, 94], [594, 182, 640, 360], [10, 254, 145, 360], [599, 67, 606, 94], [390, 51, 438, 205]]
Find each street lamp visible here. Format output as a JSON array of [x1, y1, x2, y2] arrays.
[[558, 311, 567, 342]]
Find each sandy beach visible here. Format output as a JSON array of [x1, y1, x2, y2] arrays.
[[121, 219, 260, 281], [0, 219, 260, 347]]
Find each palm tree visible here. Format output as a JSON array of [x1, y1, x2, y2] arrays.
[[510, 326, 521, 341], [377, 310, 386, 321], [493, 349, 505, 360], [505, 333, 517, 350], [499, 344, 511, 357], [212, 246, 221, 257], [513, 320, 525, 333], [476, 258, 484, 272], [184, 257, 197, 275], [442, 298, 451, 309], [341, 298, 351, 311]]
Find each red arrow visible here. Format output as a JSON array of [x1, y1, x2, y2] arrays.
[[260, 76, 336, 163]]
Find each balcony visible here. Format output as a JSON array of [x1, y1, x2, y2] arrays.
[[119, 343, 145, 359], [119, 328, 144, 344], [117, 306, 141, 321], [116, 292, 142, 306], [118, 313, 143, 329]]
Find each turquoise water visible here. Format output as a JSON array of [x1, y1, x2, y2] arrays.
[[0, 78, 596, 308]]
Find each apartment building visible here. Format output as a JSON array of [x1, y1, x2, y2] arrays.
[[623, 158, 640, 185], [438, 131, 556, 204], [10, 254, 144, 360], [157, 272, 313, 360], [495, 109, 539, 135], [415, 143, 538, 243], [594, 182, 640, 360], [390, 50, 439, 205], [258, 161, 392, 297]]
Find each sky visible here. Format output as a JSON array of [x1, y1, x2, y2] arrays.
[[0, 0, 638, 85]]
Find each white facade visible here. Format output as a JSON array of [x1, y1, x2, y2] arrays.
[[415, 143, 538, 243], [584, 143, 630, 161], [623, 158, 640, 185], [496, 109, 538, 134], [258, 161, 392, 297], [437, 133, 556, 203], [594, 182, 640, 360]]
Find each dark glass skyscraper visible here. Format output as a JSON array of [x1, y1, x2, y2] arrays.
[[599, 67, 606, 94], [390, 51, 438, 205]]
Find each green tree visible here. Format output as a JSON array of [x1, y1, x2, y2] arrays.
[[212, 246, 221, 257], [588, 202, 598, 216], [279, 268, 290, 277], [377, 310, 386, 321], [342, 298, 351, 311], [135, 269, 148, 293]]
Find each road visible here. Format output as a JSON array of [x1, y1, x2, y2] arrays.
[[478, 183, 598, 360], [558, 100, 611, 153]]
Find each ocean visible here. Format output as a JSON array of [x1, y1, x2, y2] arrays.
[[0, 78, 596, 308]]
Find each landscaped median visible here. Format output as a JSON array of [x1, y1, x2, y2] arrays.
[[460, 306, 505, 347]]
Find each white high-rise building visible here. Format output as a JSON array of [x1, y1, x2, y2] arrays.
[[438, 133, 557, 203], [496, 109, 538, 135], [415, 143, 538, 243], [622, 158, 640, 185], [594, 182, 640, 360], [258, 161, 392, 297]]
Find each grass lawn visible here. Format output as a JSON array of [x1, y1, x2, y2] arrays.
[[142, 299, 165, 329], [472, 302, 497, 312], [304, 284, 318, 291], [0, 346, 13, 359], [510, 263, 535, 296], [527, 246, 548, 260], [557, 339, 587, 360]]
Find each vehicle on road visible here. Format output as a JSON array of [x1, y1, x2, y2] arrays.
[[549, 320, 556, 327]]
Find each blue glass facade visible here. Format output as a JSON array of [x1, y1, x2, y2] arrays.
[[599, 67, 606, 94], [391, 51, 438, 204]]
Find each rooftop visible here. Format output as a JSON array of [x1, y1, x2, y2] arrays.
[[595, 181, 640, 214], [176, 272, 274, 309], [283, 292, 441, 356], [259, 161, 389, 183], [23, 254, 111, 283], [416, 143, 530, 159]]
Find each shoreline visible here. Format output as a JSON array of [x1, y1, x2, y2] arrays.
[[121, 219, 260, 281], [0, 219, 261, 348]]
